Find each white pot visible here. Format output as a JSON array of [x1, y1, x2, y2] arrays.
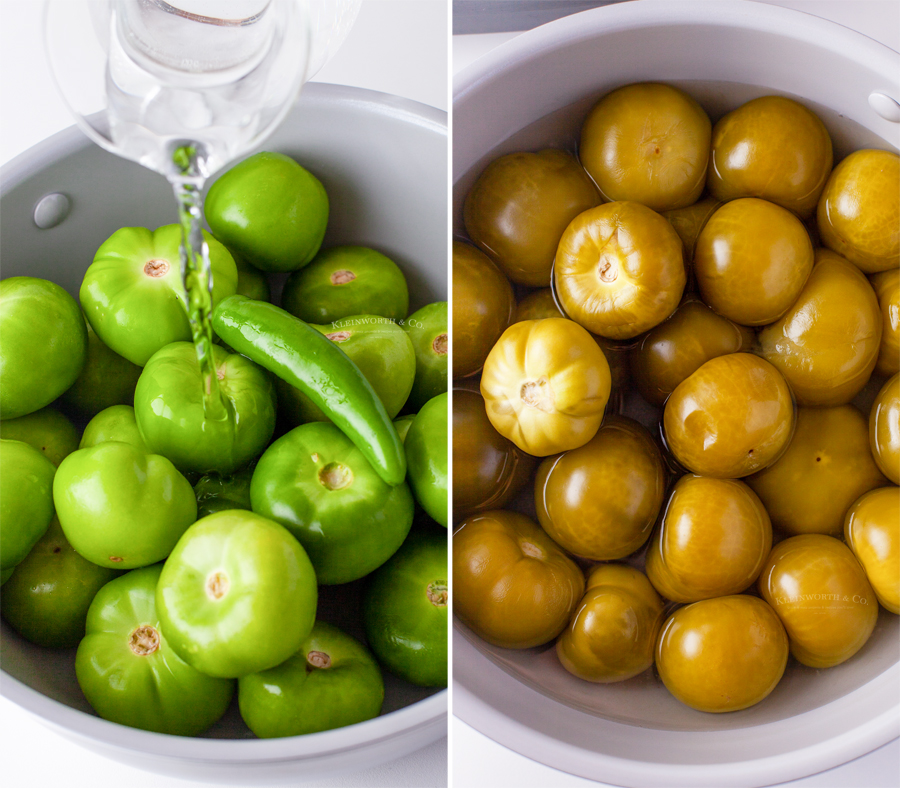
[[453, 2, 900, 786], [0, 82, 447, 785]]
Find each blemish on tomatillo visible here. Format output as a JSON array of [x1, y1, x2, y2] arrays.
[[326, 331, 352, 342], [330, 269, 356, 285], [432, 333, 448, 355]]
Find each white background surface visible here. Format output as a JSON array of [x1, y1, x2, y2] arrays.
[[0, 1, 449, 786], [451, 1, 900, 787]]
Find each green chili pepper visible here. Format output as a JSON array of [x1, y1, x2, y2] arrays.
[[211, 295, 406, 486]]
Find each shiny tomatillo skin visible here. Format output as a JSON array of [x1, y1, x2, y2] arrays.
[[76, 565, 234, 735], [452, 389, 535, 520], [630, 297, 753, 407], [79, 405, 148, 453], [535, 416, 666, 561], [480, 318, 610, 457], [871, 269, 900, 378], [555, 201, 685, 339], [663, 353, 795, 478], [463, 149, 602, 286], [758, 534, 879, 668], [238, 621, 384, 738], [0, 518, 121, 648], [707, 95, 833, 218], [0, 440, 57, 572], [452, 240, 515, 378], [694, 197, 814, 326], [363, 527, 448, 687], [205, 151, 329, 273], [646, 475, 772, 603], [281, 245, 408, 324], [134, 342, 276, 476], [844, 486, 900, 614], [656, 595, 788, 713], [250, 422, 414, 584], [0, 277, 87, 420], [79, 224, 237, 366], [453, 510, 584, 649], [0, 406, 79, 468], [212, 295, 405, 486], [53, 442, 197, 569], [759, 249, 882, 407], [870, 374, 900, 485], [405, 393, 449, 527], [579, 82, 711, 212], [556, 564, 664, 683], [817, 148, 899, 273], [156, 510, 318, 678], [747, 405, 888, 536]]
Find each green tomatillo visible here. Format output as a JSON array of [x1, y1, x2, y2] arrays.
[[0, 407, 79, 467], [134, 342, 276, 476], [59, 314, 142, 420], [238, 621, 384, 738], [1, 518, 120, 648], [0, 277, 87, 419], [204, 151, 328, 272], [251, 422, 414, 584], [80, 225, 237, 366], [156, 510, 318, 678], [0, 439, 56, 571], [75, 565, 234, 735], [53, 442, 197, 569], [405, 393, 449, 527], [403, 302, 448, 409], [281, 246, 409, 323], [79, 405, 148, 453], [364, 526, 448, 687]]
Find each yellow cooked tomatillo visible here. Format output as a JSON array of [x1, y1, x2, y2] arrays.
[[844, 486, 900, 614], [663, 353, 794, 479], [694, 197, 814, 326], [708, 95, 833, 219], [759, 248, 882, 407], [646, 475, 772, 603], [870, 374, 900, 485], [631, 297, 753, 407], [463, 149, 602, 286], [579, 82, 711, 212], [817, 148, 900, 274], [452, 241, 515, 378], [452, 510, 585, 649], [556, 564, 664, 683], [480, 318, 611, 456], [534, 416, 665, 560], [747, 405, 888, 537], [656, 595, 788, 713], [758, 534, 879, 668], [871, 269, 900, 378], [555, 201, 685, 339]]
